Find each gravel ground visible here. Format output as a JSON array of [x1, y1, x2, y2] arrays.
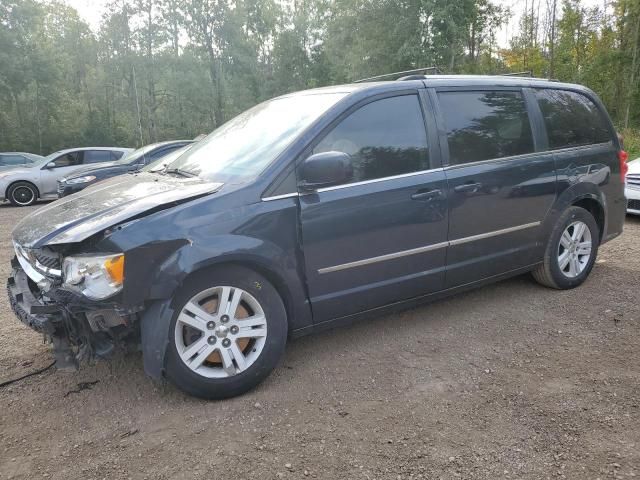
[[0, 202, 639, 480]]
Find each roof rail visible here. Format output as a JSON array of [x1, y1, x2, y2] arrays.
[[354, 66, 442, 83]]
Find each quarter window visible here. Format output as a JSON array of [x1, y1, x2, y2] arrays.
[[438, 90, 535, 165], [535, 89, 611, 149], [313, 95, 429, 184]]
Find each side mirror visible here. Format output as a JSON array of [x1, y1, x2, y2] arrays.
[[45, 162, 56, 169], [298, 151, 353, 191]]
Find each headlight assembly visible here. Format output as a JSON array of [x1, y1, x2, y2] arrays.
[[62, 254, 125, 300], [65, 175, 97, 185]]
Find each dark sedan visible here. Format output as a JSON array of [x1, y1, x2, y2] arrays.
[[57, 140, 194, 197]]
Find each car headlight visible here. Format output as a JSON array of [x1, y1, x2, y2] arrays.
[[65, 175, 97, 185], [62, 254, 125, 300]]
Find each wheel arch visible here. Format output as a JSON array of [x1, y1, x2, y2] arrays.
[[570, 196, 605, 241], [540, 183, 607, 247], [139, 257, 304, 382], [176, 259, 296, 331]]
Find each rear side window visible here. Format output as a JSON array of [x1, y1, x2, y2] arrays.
[[112, 151, 126, 160], [438, 90, 534, 165], [84, 150, 113, 164], [535, 89, 611, 149], [313, 94, 429, 184]]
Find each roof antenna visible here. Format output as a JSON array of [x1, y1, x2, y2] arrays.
[[132, 66, 146, 163]]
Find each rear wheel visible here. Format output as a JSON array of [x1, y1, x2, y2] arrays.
[[532, 206, 600, 289], [7, 181, 38, 207], [165, 266, 287, 399]]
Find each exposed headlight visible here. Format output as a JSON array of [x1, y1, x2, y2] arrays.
[[65, 175, 97, 185], [62, 254, 125, 300]]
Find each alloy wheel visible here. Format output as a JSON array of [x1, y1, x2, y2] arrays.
[[557, 220, 592, 278], [174, 286, 268, 378]]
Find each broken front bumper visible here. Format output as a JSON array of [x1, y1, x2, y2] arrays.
[[7, 260, 63, 336]]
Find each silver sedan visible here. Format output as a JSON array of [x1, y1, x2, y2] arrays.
[[0, 147, 132, 206]]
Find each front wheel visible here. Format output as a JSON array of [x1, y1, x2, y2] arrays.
[[532, 206, 600, 289], [165, 266, 287, 399], [8, 181, 38, 207]]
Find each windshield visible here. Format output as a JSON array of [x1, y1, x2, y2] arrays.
[[163, 92, 346, 182]]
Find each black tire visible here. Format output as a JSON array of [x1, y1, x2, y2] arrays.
[[165, 265, 287, 400], [7, 181, 38, 207], [532, 206, 600, 289]]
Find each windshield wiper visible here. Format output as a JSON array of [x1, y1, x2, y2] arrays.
[[163, 167, 197, 178]]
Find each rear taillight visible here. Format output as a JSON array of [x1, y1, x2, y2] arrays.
[[619, 150, 629, 181]]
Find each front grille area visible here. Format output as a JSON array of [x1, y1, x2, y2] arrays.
[[627, 174, 640, 188], [628, 199, 640, 211]]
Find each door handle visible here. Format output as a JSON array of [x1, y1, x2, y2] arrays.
[[454, 182, 482, 193], [411, 189, 442, 201]]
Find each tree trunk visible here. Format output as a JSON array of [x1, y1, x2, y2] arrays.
[[625, 9, 640, 128], [549, 0, 557, 78]]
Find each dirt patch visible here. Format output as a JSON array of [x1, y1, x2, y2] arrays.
[[1, 202, 639, 479]]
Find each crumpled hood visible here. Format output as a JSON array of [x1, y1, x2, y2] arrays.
[[13, 172, 223, 248], [627, 157, 640, 175]]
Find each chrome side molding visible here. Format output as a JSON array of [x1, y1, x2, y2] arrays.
[[318, 221, 541, 274]]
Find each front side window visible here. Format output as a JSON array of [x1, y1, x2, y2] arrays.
[[312, 94, 429, 184], [535, 89, 611, 149], [438, 90, 534, 165], [51, 152, 81, 168], [84, 150, 112, 164]]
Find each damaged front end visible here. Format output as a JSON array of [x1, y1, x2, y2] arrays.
[[7, 243, 138, 369]]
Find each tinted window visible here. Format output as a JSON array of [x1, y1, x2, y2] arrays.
[[438, 91, 534, 165], [84, 150, 113, 164], [51, 152, 81, 167], [112, 151, 126, 160], [313, 95, 428, 183], [535, 89, 611, 149]]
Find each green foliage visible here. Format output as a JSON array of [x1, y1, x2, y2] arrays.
[[0, 0, 638, 155], [622, 128, 640, 159]]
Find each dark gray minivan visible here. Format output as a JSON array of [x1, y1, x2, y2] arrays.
[[8, 76, 627, 399]]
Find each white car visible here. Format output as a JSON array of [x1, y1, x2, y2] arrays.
[[0, 147, 132, 206], [626, 157, 640, 215]]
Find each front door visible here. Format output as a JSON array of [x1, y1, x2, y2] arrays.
[[299, 92, 449, 322], [434, 88, 557, 287], [39, 151, 85, 196]]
